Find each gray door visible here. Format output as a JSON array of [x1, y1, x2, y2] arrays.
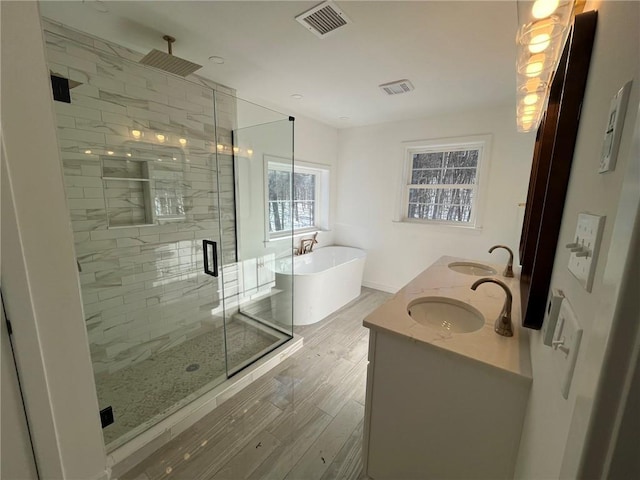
[[1, 292, 39, 480]]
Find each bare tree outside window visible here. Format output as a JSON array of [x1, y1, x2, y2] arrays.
[[268, 166, 317, 233], [405, 146, 482, 224]]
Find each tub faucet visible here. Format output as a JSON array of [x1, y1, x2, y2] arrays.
[[470, 278, 513, 337], [488, 245, 514, 277], [298, 232, 318, 255]]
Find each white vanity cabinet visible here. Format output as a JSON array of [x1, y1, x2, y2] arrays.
[[363, 329, 531, 479], [362, 256, 532, 480]]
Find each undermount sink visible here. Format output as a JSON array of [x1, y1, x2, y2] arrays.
[[407, 297, 485, 333], [448, 262, 497, 276]]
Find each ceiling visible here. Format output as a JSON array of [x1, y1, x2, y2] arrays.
[[39, 1, 520, 128]]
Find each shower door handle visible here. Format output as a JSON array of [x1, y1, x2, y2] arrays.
[[202, 240, 219, 277]]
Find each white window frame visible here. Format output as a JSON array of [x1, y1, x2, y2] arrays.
[[264, 156, 330, 240], [396, 135, 492, 229]]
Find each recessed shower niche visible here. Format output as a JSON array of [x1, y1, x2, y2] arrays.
[[102, 153, 186, 228]]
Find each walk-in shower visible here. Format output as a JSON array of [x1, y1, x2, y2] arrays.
[[43, 23, 294, 450]]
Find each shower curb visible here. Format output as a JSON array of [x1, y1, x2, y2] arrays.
[[106, 334, 304, 479]]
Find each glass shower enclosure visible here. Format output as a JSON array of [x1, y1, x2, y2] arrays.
[[44, 27, 294, 450]]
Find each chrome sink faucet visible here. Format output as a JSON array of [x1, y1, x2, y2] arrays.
[[488, 245, 514, 277], [470, 278, 513, 337]]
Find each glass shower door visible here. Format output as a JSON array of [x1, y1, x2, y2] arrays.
[[44, 28, 230, 450], [214, 92, 294, 377]]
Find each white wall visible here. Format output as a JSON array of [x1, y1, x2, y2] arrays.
[[334, 106, 535, 292], [294, 114, 339, 248], [514, 2, 640, 478], [1, 2, 107, 478]]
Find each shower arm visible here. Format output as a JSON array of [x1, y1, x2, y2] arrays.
[[163, 35, 175, 55]]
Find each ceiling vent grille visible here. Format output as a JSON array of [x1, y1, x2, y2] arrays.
[[296, 1, 352, 38], [379, 79, 415, 96]]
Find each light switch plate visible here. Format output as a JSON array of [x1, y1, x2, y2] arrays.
[[599, 80, 632, 173], [567, 213, 605, 292], [543, 288, 564, 346], [552, 299, 583, 399]]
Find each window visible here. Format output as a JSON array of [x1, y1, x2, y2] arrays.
[[266, 159, 329, 237], [400, 136, 490, 227]]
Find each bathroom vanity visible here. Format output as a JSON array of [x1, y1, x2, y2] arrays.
[[362, 256, 532, 479]]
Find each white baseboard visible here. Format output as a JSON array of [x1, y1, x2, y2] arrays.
[[362, 280, 398, 294], [92, 469, 111, 480]]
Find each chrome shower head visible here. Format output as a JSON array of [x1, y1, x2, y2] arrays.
[[139, 35, 202, 77]]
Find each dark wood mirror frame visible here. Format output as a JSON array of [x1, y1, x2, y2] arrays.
[[519, 11, 598, 329]]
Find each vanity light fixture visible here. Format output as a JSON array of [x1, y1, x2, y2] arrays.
[[515, 0, 582, 132]]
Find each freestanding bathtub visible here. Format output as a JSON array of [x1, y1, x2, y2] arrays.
[[274, 246, 367, 326]]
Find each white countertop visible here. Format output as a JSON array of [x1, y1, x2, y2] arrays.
[[363, 256, 532, 380]]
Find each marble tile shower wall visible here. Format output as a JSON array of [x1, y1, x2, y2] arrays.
[[43, 20, 239, 374]]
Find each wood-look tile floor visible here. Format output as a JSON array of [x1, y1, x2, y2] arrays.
[[121, 288, 392, 480]]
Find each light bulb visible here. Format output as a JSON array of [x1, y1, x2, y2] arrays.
[[532, 0, 560, 19], [524, 93, 539, 105], [107, 150, 114, 155], [126, 153, 132, 157], [525, 54, 546, 77], [529, 33, 551, 53], [179, 138, 187, 146], [216, 144, 224, 151], [84, 149, 92, 155], [131, 129, 142, 139], [520, 117, 534, 127], [247, 149, 254, 156], [156, 133, 166, 143]]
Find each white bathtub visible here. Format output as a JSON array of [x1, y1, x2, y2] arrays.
[[274, 246, 367, 326]]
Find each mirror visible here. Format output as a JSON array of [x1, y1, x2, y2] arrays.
[[519, 11, 598, 329]]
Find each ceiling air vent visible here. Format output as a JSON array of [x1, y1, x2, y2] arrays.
[[296, 1, 352, 38], [379, 79, 415, 96]]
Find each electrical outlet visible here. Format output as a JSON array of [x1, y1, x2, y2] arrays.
[[543, 288, 564, 346], [566, 213, 605, 292], [552, 299, 583, 399]]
